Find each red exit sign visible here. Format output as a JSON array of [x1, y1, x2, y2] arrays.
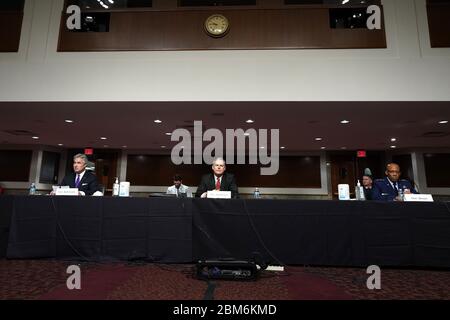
[[84, 148, 94, 155], [357, 150, 366, 158]]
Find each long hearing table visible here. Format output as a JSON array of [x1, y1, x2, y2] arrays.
[[1, 195, 449, 268]]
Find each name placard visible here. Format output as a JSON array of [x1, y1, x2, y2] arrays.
[[338, 184, 350, 200], [119, 181, 130, 197], [207, 190, 232, 199], [403, 194, 434, 202], [55, 188, 79, 196]]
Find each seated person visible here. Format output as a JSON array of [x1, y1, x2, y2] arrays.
[[196, 157, 239, 199], [372, 163, 417, 201], [362, 168, 374, 200], [166, 174, 192, 198], [55, 153, 103, 196]]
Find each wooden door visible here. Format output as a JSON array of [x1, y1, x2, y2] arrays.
[[330, 154, 356, 199]]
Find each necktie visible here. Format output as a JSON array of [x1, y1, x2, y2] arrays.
[[393, 182, 398, 193], [176, 188, 179, 197], [215, 177, 221, 190], [75, 174, 80, 188]]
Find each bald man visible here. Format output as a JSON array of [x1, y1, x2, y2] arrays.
[[372, 163, 417, 201]]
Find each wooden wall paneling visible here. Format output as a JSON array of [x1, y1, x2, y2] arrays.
[[94, 151, 118, 192], [355, 151, 385, 181], [0, 12, 23, 52], [0, 150, 32, 182], [126, 155, 321, 188], [225, 156, 321, 188], [423, 153, 450, 188], [126, 155, 210, 186], [427, 3, 450, 47], [330, 154, 356, 198], [39, 151, 61, 184], [58, 7, 386, 51]]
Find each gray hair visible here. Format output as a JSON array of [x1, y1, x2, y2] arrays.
[[85, 161, 95, 171], [73, 153, 88, 164], [212, 157, 226, 166]]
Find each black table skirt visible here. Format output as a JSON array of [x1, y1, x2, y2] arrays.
[[1, 195, 449, 267]]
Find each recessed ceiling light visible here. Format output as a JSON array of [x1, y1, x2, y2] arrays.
[[315, 137, 323, 141], [244, 133, 250, 136], [438, 120, 448, 124], [341, 146, 347, 149], [321, 146, 326, 149], [122, 145, 127, 148], [161, 145, 166, 148], [390, 145, 397, 149], [64, 119, 74, 123], [260, 146, 265, 149], [58, 143, 63, 146], [165, 132, 172, 136], [103, 145, 108, 148], [100, 137, 107, 140], [340, 120, 350, 124], [154, 119, 162, 124], [246, 119, 254, 124], [280, 146, 285, 149], [390, 138, 397, 142], [32, 136, 39, 139]]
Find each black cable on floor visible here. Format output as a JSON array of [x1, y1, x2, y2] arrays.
[[203, 281, 216, 300]]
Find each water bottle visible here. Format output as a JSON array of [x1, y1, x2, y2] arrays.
[[355, 180, 365, 201], [253, 188, 260, 199], [29, 183, 36, 195], [113, 177, 120, 196], [398, 187, 404, 201]]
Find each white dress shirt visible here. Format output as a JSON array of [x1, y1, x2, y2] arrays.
[[166, 184, 192, 198]]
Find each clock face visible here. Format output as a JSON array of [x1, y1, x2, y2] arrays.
[[205, 14, 229, 37]]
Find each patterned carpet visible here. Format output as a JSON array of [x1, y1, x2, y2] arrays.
[[0, 259, 449, 300]]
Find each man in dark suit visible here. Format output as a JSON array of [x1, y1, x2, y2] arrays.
[[372, 163, 417, 201], [196, 157, 239, 199], [58, 153, 102, 196]]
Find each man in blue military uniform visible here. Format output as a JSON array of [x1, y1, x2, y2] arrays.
[[372, 163, 417, 201]]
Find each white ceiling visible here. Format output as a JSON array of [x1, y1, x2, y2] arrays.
[[0, 101, 449, 151]]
